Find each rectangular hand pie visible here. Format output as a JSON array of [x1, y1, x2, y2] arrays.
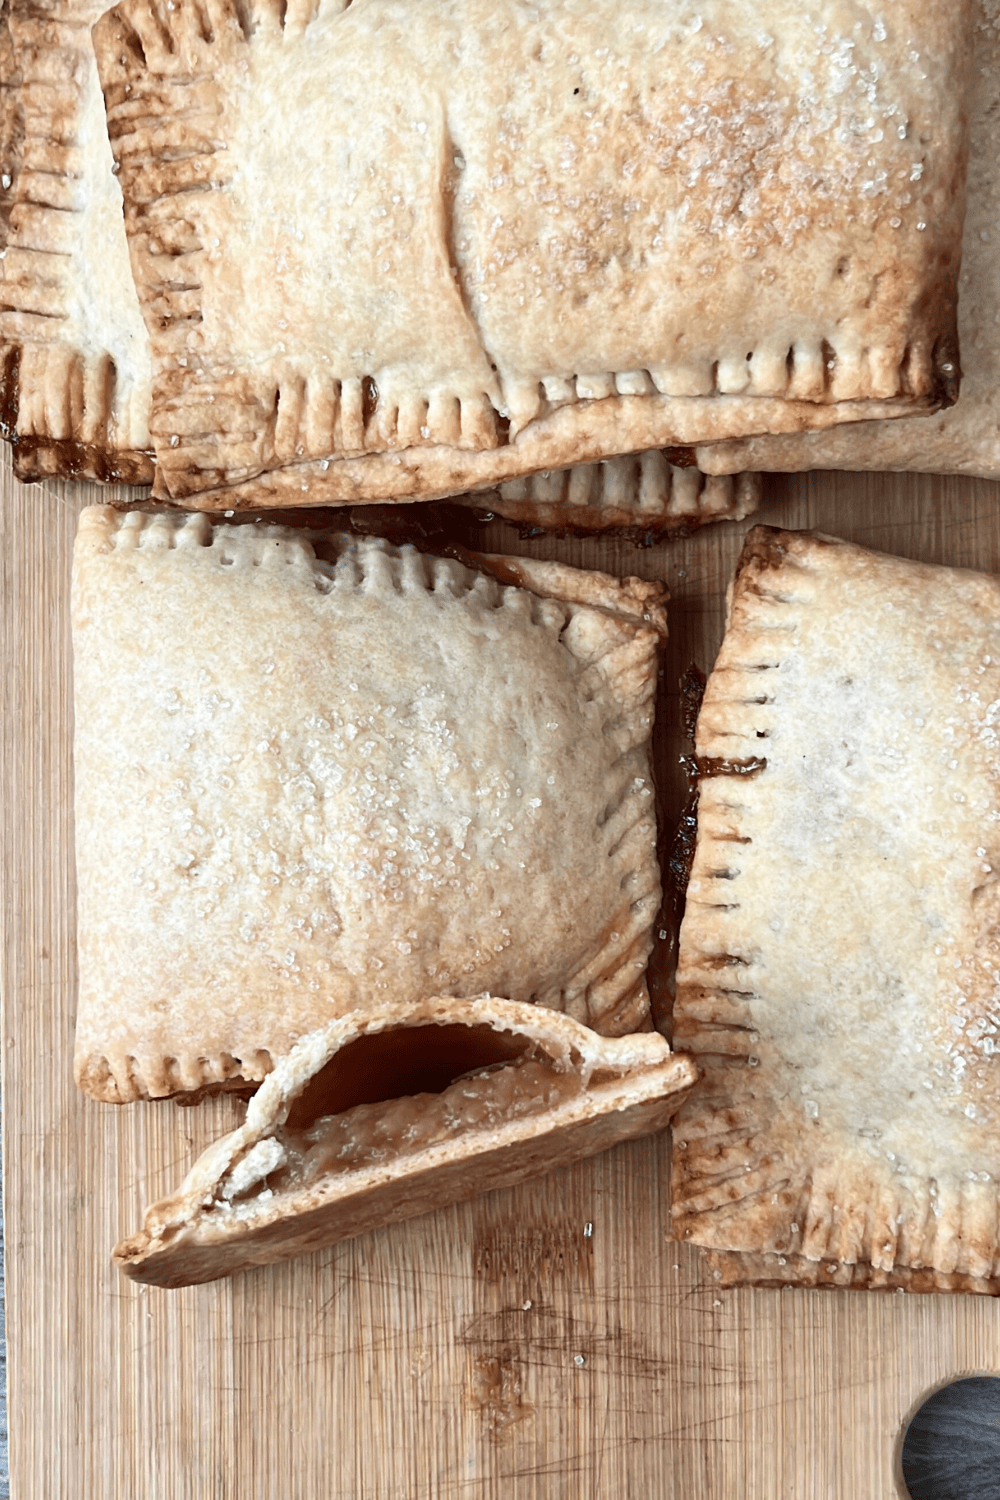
[[113, 997, 696, 1286], [695, 0, 1000, 482], [73, 507, 668, 1103], [93, 0, 971, 509], [0, 0, 755, 530], [0, 0, 153, 481], [672, 527, 1000, 1294]]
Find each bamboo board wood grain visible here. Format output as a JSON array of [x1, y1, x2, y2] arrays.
[[3, 447, 1000, 1500]]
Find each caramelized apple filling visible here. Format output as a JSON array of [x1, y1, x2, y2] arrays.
[[264, 1049, 583, 1195]]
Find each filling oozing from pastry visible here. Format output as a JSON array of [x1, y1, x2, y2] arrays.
[[220, 1023, 592, 1204]]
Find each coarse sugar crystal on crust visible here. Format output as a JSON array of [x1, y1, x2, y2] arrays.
[[92, 0, 972, 508], [672, 526, 1000, 1294], [73, 507, 667, 1103]]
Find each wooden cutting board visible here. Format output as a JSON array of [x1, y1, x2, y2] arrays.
[[4, 449, 1000, 1500]]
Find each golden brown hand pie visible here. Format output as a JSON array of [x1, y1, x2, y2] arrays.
[[73, 508, 666, 1103], [93, 0, 972, 509], [0, 0, 153, 481], [113, 996, 696, 1287], [695, 0, 1000, 481], [672, 527, 1000, 1294], [0, 0, 755, 527]]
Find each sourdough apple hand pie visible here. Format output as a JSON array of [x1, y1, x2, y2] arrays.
[[73, 507, 666, 1103], [113, 997, 695, 1287], [0, 0, 152, 482], [93, 0, 971, 509], [673, 527, 1000, 1294]]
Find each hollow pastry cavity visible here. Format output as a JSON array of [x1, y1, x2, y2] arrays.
[[114, 997, 697, 1286]]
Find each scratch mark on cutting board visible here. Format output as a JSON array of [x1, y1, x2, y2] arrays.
[[459, 1302, 679, 1383]]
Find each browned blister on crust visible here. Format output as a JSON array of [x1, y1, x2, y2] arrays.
[[113, 997, 697, 1287], [73, 509, 666, 1103], [672, 527, 1000, 1294], [0, 0, 153, 481], [93, 0, 972, 507]]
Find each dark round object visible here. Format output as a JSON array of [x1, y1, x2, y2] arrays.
[[900, 1376, 1000, 1500]]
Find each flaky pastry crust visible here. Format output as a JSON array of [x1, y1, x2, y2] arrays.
[[0, 0, 761, 527], [93, 0, 971, 506], [672, 527, 1000, 1293], [0, 0, 153, 481], [0, 5, 755, 525], [696, 0, 1000, 482], [464, 454, 761, 535]]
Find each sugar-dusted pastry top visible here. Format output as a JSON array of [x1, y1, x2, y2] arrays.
[[0, 0, 152, 481], [112, 997, 697, 1286], [695, 0, 1000, 481], [94, 0, 971, 505], [673, 527, 1000, 1292], [73, 509, 666, 1103]]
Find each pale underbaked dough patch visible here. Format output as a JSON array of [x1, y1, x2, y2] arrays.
[[672, 527, 1000, 1293], [0, 0, 152, 481], [113, 996, 696, 1286], [93, 0, 971, 505], [696, 0, 1000, 481], [73, 508, 666, 1103]]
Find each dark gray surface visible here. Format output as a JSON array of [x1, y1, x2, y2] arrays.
[[902, 1377, 1000, 1500]]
